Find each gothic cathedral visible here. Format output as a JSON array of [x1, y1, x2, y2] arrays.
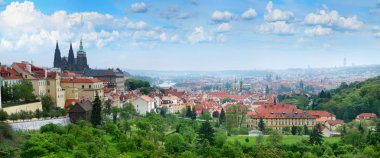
[[53, 39, 89, 72]]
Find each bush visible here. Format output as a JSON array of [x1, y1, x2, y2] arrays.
[[0, 110, 8, 121]]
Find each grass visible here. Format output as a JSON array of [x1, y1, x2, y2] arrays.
[[227, 135, 340, 146]]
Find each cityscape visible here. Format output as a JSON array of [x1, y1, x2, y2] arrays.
[[1, 0, 380, 157]]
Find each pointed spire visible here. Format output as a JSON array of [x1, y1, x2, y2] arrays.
[[69, 42, 73, 51], [79, 38, 83, 51], [55, 41, 59, 50]]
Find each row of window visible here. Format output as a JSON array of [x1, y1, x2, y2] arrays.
[[81, 84, 102, 89]]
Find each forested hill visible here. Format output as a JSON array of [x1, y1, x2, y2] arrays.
[[313, 76, 380, 122]]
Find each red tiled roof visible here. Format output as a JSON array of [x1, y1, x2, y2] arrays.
[[61, 77, 102, 83], [254, 104, 302, 114], [307, 110, 336, 117], [65, 99, 80, 109], [0, 66, 23, 79], [356, 113, 377, 119], [326, 120, 344, 126]]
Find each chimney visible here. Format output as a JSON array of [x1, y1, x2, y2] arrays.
[[44, 69, 47, 79], [25, 63, 31, 73]]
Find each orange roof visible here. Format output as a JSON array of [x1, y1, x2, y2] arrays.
[[65, 99, 80, 109], [61, 77, 102, 83], [307, 110, 336, 117], [326, 120, 344, 126], [356, 113, 377, 119]]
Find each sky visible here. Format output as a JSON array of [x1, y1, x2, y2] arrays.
[[0, 0, 380, 71]]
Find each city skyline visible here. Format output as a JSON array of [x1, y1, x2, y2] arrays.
[[0, 0, 380, 70]]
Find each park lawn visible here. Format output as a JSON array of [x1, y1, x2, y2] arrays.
[[227, 135, 340, 146]]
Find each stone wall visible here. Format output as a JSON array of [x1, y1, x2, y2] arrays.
[[2, 102, 42, 114]]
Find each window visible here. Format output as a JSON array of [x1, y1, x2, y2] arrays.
[[89, 85, 91, 88], [82, 85, 84, 89]]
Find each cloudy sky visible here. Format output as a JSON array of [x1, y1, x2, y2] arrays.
[[0, 0, 380, 70]]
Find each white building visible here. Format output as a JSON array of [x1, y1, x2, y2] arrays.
[[132, 95, 155, 115]]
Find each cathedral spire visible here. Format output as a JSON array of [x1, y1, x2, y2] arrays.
[[68, 42, 75, 66], [53, 41, 61, 68]]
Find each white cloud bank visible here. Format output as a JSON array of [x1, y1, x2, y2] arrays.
[[304, 10, 362, 30]]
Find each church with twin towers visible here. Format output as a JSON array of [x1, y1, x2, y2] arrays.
[[53, 39, 89, 72]]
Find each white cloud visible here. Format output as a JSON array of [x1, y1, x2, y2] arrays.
[[0, 1, 169, 52], [304, 10, 363, 30], [127, 21, 148, 29], [211, 11, 233, 22], [260, 21, 296, 35], [304, 26, 332, 36], [216, 23, 232, 32], [241, 8, 257, 20], [264, 1, 294, 22], [161, 6, 191, 20], [0, 38, 12, 49], [372, 26, 380, 38], [131, 2, 148, 13], [188, 27, 214, 43]]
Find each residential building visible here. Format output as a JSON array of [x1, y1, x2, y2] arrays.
[[69, 100, 92, 122], [248, 112, 316, 130], [83, 68, 126, 91], [306, 110, 336, 123], [11, 62, 66, 108], [356, 113, 377, 120], [132, 95, 155, 115], [61, 77, 104, 102]]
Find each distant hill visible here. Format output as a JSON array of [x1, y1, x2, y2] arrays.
[[313, 76, 380, 121]]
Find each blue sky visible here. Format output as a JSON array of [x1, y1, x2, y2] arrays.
[[0, 0, 379, 70]]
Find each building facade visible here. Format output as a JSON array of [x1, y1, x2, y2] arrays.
[[83, 68, 125, 91], [61, 77, 104, 102]]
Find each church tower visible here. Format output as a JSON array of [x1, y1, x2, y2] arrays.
[[53, 41, 61, 68], [68, 42, 75, 70], [76, 39, 89, 71]]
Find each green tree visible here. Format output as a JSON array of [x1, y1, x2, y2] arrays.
[[258, 118, 265, 132], [1, 82, 12, 103], [283, 126, 290, 134], [0, 109, 8, 121], [198, 120, 215, 145], [191, 107, 196, 120], [91, 92, 102, 127], [41, 95, 54, 112], [291, 125, 297, 135], [164, 133, 187, 153], [309, 123, 323, 145], [219, 108, 226, 124], [304, 125, 309, 135], [200, 110, 212, 121], [267, 130, 282, 146], [185, 106, 192, 118], [12, 79, 35, 102]]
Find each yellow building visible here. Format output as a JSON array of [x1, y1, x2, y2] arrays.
[[248, 112, 316, 131], [11, 62, 66, 108], [61, 77, 104, 102]]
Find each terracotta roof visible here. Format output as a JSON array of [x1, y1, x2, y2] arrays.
[[61, 77, 102, 83], [254, 104, 302, 114], [65, 99, 80, 109], [0, 66, 23, 80], [356, 113, 377, 119], [252, 112, 315, 119], [307, 110, 336, 117], [326, 120, 344, 126]]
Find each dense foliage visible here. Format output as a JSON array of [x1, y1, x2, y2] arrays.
[[312, 76, 380, 121]]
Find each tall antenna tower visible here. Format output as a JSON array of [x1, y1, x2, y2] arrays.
[[343, 57, 347, 67]]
